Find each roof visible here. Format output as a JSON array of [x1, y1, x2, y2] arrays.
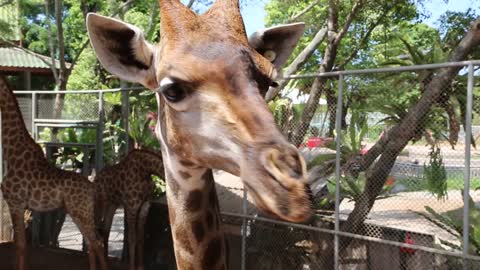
[[0, 46, 70, 73]]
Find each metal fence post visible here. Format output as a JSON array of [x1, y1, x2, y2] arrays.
[[463, 62, 474, 270], [0, 108, 3, 240], [96, 92, 105, 171], [241, 188, 247, 270], [334, 74, 345, 270], [121, 81, 129, 154], [31, 92, 36, 139], [120, 80, 130, 155]]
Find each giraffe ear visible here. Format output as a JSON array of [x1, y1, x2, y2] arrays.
[[249, 22, 305, 70], [86, 13, 158, 89]]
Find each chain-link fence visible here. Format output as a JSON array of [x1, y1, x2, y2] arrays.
[[1, 61, 480, 269], [225, 60, 480, 270]]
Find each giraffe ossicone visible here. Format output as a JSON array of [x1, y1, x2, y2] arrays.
[[87, 0, 312, 269]]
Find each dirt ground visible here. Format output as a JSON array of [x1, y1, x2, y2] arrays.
[[0, 242, 128, 270]]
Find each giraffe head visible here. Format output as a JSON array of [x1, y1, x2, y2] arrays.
[[87, 0, 311, 222]]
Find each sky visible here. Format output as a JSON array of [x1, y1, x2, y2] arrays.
[[238, 0, 480, 34], [234, 0, 480, 104]]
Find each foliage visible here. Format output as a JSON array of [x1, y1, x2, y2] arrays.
[[308, 110, 367, 170], [423, 145, 448, 200], [152, 175, 166, 198], [308, 112, 375, 210], [128, 108, 160, 150], [395, 177, 480, 193], [325, 172, 393, 203]]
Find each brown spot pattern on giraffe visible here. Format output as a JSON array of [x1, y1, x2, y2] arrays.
[[201, 236, 222, 269], [178, 170, 192, 179], [186, 189, 203, 212], [174, 226, 194, 254], [179, 159, 196, 167], [191, 219, 205, 242], [176, 253, 194, 270]]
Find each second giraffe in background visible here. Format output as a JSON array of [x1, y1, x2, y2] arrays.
[[94, 149, 165, 270]]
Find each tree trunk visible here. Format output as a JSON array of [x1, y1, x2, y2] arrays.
[[288, 0, 369, 147], [325, 86, 337, 137]]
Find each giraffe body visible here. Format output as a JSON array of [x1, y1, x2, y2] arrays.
[[94, 148, 164, 270], [0, 76, 108, 270], [87, 1, 313, 269]]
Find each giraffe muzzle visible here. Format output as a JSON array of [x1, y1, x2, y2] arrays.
[[241, 144, 313, 223]]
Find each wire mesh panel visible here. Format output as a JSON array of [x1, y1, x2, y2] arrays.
[[0, 195, 12, 242], [36, 92, 99, 121], [15, 94, 33, 133], [236, 62, 480, 270], [245, 218, 334, 270], [335, 68, 468, 256]]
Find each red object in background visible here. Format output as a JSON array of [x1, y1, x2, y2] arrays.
[[385, 176, 395, 187], [307, 137, 323, 148], [400, 233, 416, 255]]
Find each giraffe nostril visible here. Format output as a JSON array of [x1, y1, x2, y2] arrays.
[[261, 146, 307, 187]]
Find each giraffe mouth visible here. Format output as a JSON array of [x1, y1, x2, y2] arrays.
[[240, 145, 313, 223]]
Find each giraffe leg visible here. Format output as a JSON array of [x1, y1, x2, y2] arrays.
[[10, 207, 27, 270], [125, 207, 138, 270], [71, 214, 110, 270], [100, 204, 117, 257], [136, 201, 151, 270], [66, 193, 109, 270]]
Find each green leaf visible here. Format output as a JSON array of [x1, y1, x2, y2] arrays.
[[307, 153, 337, 169]]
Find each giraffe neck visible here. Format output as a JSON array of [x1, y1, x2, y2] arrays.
[[127, 149, 165, 179], [0, 76, 43, 162], [164, 163, 227, 270], [155, 94, 227, 270]]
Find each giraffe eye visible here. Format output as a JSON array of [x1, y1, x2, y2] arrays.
[[161, 83, 187, 103]]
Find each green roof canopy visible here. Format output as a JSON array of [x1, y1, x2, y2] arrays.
[[0, 46, 70, 74]]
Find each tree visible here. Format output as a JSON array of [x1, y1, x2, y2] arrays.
[[265, 0, 420, 146], [337, 16, 480, 259]]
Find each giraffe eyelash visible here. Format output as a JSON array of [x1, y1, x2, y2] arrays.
[[155, 77, 175, 93]]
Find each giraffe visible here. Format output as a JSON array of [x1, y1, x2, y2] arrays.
[[86, 1, 312, 269], [94, 148, 165, 270], [0, 76, 108, 270]]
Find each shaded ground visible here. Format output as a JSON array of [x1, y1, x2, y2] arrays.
[[59, 209, 125, 257], [340, 190, 480, 245], [55, 170, 254, 257], [0, 242, 128, 270]]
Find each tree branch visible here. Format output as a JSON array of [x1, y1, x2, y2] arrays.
[[65, 0, 135, 79], [55, 0, 66, 88], [337, 20, 378, 70], [334, 0, 365, 46], [289, 0, 340, 146], [187, 0, 196, 8], [265, 25, 328, 101], [146, 0, 159, 40], [44, 0, 59, 83], [287, 0, 320, 23]]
